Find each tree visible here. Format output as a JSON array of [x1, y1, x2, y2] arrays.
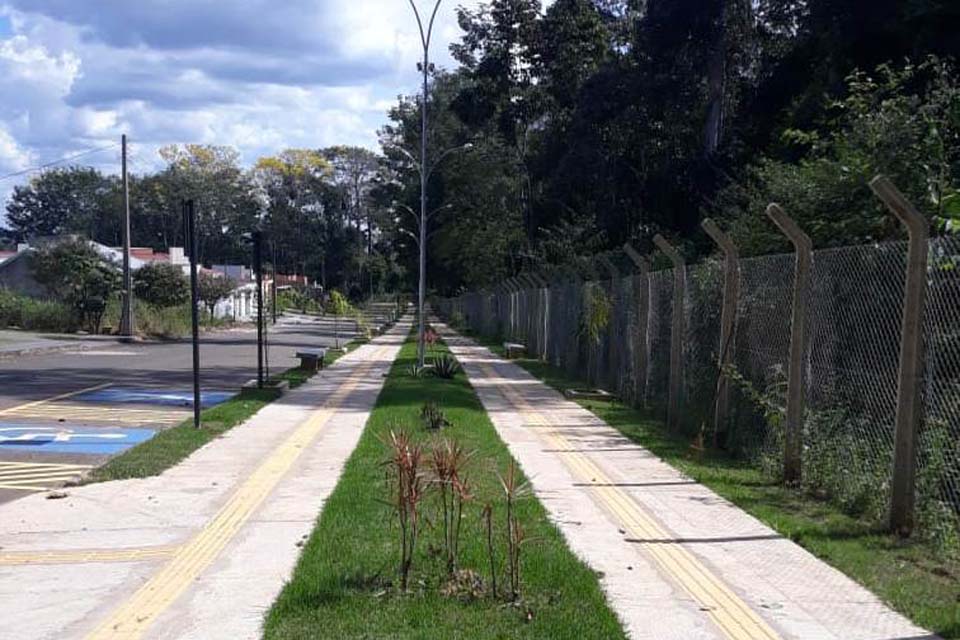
[[158, 144, 261, 265], [325, 289, 354, 348], [253, 149, 331, 285], [5, 168, 117, 243], [197, 272, 236, 317], [716, 56, 960, 254], [31, 239, 121, 334], [133, 262, 189, 308]]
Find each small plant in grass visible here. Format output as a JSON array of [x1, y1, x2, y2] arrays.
[[424, 325, 439, 354], [429, 437, 474, 574], [432, 354, 461, 379], [481, 502, 498, 599], [421, 401, 452, 430], [498, 461, 532, 601], [408, 363, 428, 378], [381, 427, 427, 591]]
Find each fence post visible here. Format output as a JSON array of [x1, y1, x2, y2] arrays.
[[869, 175, 929, 537], [600, 256, 621, 393], [701, 219, 741, 444], [765, 204, 812, 485], [529, 272, 550, 360], [623, 243, 650, 407], [653, 234, 685, 430]]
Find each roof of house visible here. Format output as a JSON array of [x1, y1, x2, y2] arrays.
[[129, 248, 170, 262]]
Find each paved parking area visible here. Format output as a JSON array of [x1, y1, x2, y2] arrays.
[[0, 318, 408, 640], [0, 313, 371, 503]]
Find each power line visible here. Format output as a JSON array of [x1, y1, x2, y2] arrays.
[[0, 142, 121, 183]]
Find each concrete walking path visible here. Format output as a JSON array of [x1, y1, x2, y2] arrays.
[[0, 319, 410, 640], [437, 321, 937, 640]]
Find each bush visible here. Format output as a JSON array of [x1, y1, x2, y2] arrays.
[[0, 289, 73, 332], [133, 262, 189, 308], [432, 354, 461, 379], [30, 238, 120, 333], [198, 272, 236, 316]]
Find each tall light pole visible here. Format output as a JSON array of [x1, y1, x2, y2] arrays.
[[407, 0, 443, 367], [120, 134, 134, 339]]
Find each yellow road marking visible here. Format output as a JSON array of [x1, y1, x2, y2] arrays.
[[0, 470, 88, 481], [0, 462, 91, 470], [0, 483, 62, 491], [0, 462, 91, 491], [86, 345, 393, 640], [0, 545, 180, 566], [3, 403, 188, 425], [0, 382, 114, 416], [481, 361, 781, 640]]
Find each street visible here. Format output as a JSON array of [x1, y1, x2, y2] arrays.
[[0, 312, 374, 503]]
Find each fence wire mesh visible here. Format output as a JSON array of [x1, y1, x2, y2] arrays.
[[438, 237, 960, 544]]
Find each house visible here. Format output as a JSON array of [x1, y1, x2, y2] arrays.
[[0, 237, 299, 323]]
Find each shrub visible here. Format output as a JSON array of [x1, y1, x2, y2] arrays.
[[31, 238, 120, 333], [198, 272, 236, 317], [381, 427, 426, 591], [421, 401, 452, 430], [0, 289, 74, 332], [429, 437, 474, 573], [133, 262, 189, 308], [432, 354, 461, 379]]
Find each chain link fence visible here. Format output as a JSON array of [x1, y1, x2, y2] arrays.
[[437, 236, 960, 547]]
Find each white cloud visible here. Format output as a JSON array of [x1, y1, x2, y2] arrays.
[[0, 0, 483, 196]]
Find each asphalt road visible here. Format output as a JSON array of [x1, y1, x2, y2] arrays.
[[0, 311, 384, 504]]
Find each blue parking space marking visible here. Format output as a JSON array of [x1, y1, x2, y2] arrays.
[[0, 425, 156, 454], [72, 387, 234, 408]]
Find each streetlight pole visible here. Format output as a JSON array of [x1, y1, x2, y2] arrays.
[[120, 134, 134, 339], [407, 0, 442, 367]]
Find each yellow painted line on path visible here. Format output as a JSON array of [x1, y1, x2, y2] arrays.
[[4, 404, 188, 425], [480, 361, 781, 640], [86, 345, 393, 640], [0, 382, 113, 416], [0, 461, 92, 470], [0, 545, 180, 566], [0, 461, 92, 491]]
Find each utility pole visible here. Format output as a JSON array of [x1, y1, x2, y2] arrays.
[[120, 134, 134, 339], [253, 230, 264, 388], [184, 199, 201, 429]]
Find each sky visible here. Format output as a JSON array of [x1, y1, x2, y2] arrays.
[[0, 0, 477, 184]]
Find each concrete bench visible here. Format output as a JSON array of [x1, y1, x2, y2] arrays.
[[503, 342, 526, 359], [295, 348, 327, 372]]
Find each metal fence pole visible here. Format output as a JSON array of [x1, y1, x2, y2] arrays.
[[600, 256, 621, 394], [623, 243, 650, 407], [653, 235, 685, 430], [869, 175, 930, 537], [701, 219, 741, 444], [765, 204, 812, 484]]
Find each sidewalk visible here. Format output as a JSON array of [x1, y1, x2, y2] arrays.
[[0, 319, 409, 640], [437, 321, 937, 640]]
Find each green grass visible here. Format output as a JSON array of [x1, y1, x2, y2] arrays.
[[87, 338, 370, 483], [469, 333, 959, 639], [264, 337, 626, 640]]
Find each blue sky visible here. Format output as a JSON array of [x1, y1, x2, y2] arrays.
[[0, 1, 477, 182]]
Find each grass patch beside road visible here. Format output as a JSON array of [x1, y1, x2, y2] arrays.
[[264, 337, 626, 640], [474, 337, 959, 640], [89, 338, 368, 483]]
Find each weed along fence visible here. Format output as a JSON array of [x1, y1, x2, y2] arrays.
[[437, 176, 960, 548]]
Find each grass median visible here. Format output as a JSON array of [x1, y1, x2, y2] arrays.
[[466, 332, 958, 639], [88, 338, 366, 483], [264, 336, 626, 640]]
